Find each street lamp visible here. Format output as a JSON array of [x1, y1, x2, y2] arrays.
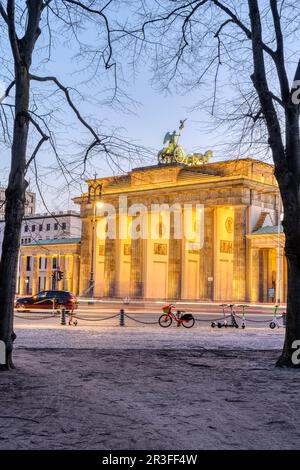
[[88, 179, 103, 298], [276, 198, 284, 304]]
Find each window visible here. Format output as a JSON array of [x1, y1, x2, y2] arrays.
[[39, 257, 42, 269], [45, 258, 47, 269], [39, 224, 43, 231], [52, 258, 57, 269], [37, 291, 47, 299], [26, 256, 31, 271], [46, 223, 51, 231], [32, 224, 35, 232], [62, 222, 67, 230], [24, 225, 29, 233], [54, 223, 58, 230]]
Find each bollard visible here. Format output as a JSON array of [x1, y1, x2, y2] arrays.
[[120, 309, 125, 327], [282, 311, 287, 326], [60, 308, 66, 326], [176, 310, 182, 327]]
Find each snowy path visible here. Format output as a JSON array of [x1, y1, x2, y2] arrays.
[[14, 323, 285, 350]]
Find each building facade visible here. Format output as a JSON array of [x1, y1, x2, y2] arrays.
[[17, 158, 287, 302], [19, 210, 81, 245], [17, 211, 81, 294], [0, 188, 36, 220], [73, 158, 286, 303], [18, 238, 81, 295], [1, 209, 81, 255]]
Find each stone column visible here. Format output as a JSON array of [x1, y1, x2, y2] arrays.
[[45, 255, 52, 290], [276, 246, 285, 304], [31, 256, 39, 294], [104, 238, 117, 297], [72, 254, 80, 295], [199, 207, 214, 300], [249, 247, 259, 302], [64, 255, 73, 292], [130, 237, 144, 298], [246, 238, 252, 302], [233, 206, 247, 301], [79, 218, 92, 295], [19, 255, 27, 295], [168, 211, 182, 299], [258, 248, 269, 302]]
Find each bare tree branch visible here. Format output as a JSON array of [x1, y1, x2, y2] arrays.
[[211, 0, 276, 60], [269, 0, 290, 104], [248, 0, 285, 166], [25, 114, 50, 169], [0, 1, 8, 24], [6, 0, 21, 64], [29, 73, 103, 145]]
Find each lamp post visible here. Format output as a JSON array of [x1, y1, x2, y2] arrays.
[[88, 178, 103, 298], [276, 197, 283, 304]]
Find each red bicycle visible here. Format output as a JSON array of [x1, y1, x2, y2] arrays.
[[159, 305, 195, 328]]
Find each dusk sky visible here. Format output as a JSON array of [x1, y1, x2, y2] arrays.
[[0, 1, 277, 213], [1, 44, 228, 213]]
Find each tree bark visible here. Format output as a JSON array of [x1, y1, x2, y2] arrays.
[[0, 65, 30, 370], [0, 1, 43, 370], [276, 159, 300, 367], [276, 249, 300, 367], [275, 85, 300, 367]]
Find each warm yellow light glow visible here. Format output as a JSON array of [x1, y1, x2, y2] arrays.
[[97, 201, 104, 209], [160, 211, 164, 216]]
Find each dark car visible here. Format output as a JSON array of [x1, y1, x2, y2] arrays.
[[15, 290, 78, 312]]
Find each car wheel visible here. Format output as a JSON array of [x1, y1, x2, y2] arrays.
[[16, 303, 26, 312]]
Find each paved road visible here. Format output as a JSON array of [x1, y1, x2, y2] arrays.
[[13, 301, 286, 329]]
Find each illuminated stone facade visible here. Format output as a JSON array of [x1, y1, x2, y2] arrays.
[[73, 158, 285, 302], [18, 238, 81, 295]]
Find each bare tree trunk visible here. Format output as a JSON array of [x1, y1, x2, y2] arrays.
[[0, 0, 43, 370], [275, 98, 300, 366], [276, 168, 300, 367], [277, 248, 300, 367], [0, 65, 30, 370]]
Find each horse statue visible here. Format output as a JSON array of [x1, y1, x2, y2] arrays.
[[157, 120, 186, 163], [157, 120, 212, 165]]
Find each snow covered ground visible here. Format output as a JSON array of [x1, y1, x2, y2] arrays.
[[14, 316, 285, 350], [1, 321, 299, 450]]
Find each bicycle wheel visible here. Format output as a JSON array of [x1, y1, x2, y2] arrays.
[[159, 314, 172, 327], [182, 316, 195, 328]]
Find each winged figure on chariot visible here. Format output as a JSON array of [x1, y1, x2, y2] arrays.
[[157, 120, 212, 166]]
